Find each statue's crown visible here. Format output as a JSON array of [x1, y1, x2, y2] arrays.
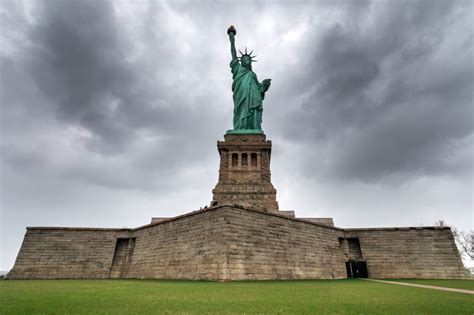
[[238, 47, 258, 62]]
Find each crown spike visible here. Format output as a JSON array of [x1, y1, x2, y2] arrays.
[[238, 49, 244, 56], [245, 47, 248, 54], [249, 50, 254, 56]]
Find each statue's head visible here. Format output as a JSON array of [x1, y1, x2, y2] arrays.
[[241, 55, 252, 68], [238, 47, 257, 69]]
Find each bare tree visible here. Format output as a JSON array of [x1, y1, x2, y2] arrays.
[[435, 220, 473, 264], [452, 228, 473, 260]]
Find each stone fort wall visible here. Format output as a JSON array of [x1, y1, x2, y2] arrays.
[[7, 227, 131, 279], [7, 206, 465, 280], [127, 208, 229, 280], [207, 207, 347, 280], [344, 227, 465, 279]]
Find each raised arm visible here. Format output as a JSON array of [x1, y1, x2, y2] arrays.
[[227, 25, 237, 60]]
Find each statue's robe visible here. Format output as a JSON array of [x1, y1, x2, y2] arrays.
[[230, 58, 267, 130]]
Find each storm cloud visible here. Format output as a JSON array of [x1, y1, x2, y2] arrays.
[[1, 0, 472, 270]]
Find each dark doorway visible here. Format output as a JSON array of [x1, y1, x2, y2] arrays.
[[242, 153, 248, 167], [110, 238, 136, 278], [232, 153, 238, 167], [251, 153, 257, 167], [345, 260, 368, 278]]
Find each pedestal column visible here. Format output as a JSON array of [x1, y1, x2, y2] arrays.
[[212, 133, 279, 212]]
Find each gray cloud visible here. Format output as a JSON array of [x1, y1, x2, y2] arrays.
[[274, 0, 473, 181], [1, 0, 228, 191]]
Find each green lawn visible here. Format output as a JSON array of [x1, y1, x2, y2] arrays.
[[388, 279, 474, 291], [0, 279, 473, 314]]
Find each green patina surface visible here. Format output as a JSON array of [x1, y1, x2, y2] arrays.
[[227, 25, 271, 132], [1, 279, 473, 314], [226, 128, 264, 134]]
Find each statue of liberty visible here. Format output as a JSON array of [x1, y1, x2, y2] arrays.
[[227, 25, 271, 133]]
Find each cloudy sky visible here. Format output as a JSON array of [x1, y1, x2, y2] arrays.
[[1, 0, 472, 271]]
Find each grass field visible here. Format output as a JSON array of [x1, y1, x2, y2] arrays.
[[0, 279, 473, 314], [389, 279, 474, 291]]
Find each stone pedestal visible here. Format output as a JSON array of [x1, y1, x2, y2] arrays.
[[211, 133, 279, 212]]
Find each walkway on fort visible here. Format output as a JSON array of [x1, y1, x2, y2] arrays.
[[365, 279, 474, 295]]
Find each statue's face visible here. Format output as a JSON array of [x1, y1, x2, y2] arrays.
[[241, 55, 252, 68]]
